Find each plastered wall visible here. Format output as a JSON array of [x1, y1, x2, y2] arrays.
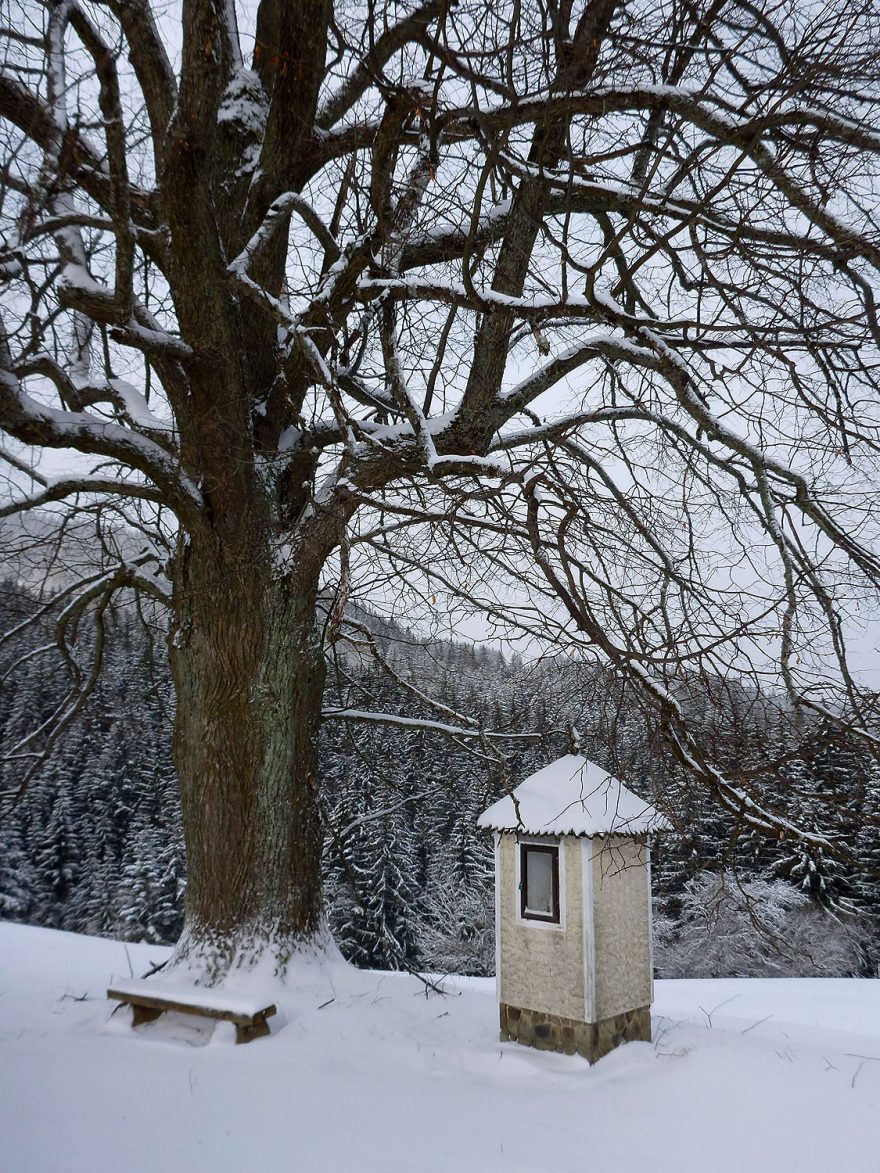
[[591, 835, 652, 1021], [497, 833, 585, 1021]]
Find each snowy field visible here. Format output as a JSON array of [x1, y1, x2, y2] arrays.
[[1, 922, 878, 1173]]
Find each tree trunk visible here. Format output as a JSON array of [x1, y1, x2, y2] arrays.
[[167, 523, 327, 979]]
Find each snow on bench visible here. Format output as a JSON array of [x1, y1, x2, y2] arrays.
[[107, 979, 277, 1044]]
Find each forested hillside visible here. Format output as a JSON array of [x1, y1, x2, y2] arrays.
[[1, 580, 877, 975]]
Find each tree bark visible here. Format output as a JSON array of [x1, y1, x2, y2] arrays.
[[168, 518, 327, 976]]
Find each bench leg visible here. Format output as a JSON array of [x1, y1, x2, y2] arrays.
[[235, 1018, 270, 1045], [131, 1004, 163, 1027]]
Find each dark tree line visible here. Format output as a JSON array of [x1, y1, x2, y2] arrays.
[[2, 579, 878, 974]]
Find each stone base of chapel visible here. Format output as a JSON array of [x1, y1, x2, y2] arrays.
[[499, 1001, 651, 1064]]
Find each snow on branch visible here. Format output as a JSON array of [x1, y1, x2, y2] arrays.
[[338, 618, 482, 731], [0, 69, 156, 229], [499, 336, 656, 412], [315, 1, 444, 131], [0, 351, 203, 527], [358, 276, 830, 340], [0, 475, 164, 520], [321, 707, 552, 742], [54, 265, 194, 363], [229, 190, 340, 279], [441, 83, 880, 155]]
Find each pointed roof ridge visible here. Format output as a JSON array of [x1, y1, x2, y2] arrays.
[[477, 754, 671, 837]]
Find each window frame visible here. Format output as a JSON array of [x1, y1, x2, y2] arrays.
[[519, 841, 561, 924]]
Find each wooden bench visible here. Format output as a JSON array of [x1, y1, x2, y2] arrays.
[[107, 980, 277, 1044]]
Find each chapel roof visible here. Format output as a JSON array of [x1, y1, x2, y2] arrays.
[[477, 754, 672, 837]]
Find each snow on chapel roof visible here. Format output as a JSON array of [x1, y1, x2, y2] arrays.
[[477, 755, 672, 837]]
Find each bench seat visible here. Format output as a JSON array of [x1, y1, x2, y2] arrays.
[[107, 979, 277, 1044]]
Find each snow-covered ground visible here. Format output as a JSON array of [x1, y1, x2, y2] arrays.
[[1, 922, 877, 1173]]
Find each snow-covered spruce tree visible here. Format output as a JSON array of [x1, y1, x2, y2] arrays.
[[0, 820, 31, 921], [854, 761, 880, 917], [2, 2, 880, 978], [772, 720, 871, 910], [322, 720, 423, 968], [331, 816, 421, 969], [116, 817, 185, 944]]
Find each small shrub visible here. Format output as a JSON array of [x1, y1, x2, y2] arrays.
[[654, 872, 866, 978]]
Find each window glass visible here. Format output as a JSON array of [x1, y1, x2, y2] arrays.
[[525, 848, 553, 916]]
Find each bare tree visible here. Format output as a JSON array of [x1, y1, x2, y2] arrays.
[[1, 0, 879, 975]]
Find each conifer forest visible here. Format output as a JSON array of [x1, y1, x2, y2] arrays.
[[2, 0, 880, 984], [2, 577, 877, 978]]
